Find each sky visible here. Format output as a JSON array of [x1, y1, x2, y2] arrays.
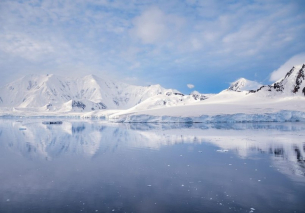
[[0, 0, 304, 94]]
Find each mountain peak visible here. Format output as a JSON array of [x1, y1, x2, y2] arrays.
[[190, 90, 200, 95], [249, 64, 305, 97], [82, 74, 100, 83], [228, 78, 262, 92]]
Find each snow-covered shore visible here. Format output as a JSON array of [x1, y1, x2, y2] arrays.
[[107, 93, 305, 123], [108, 110, 305, 123]]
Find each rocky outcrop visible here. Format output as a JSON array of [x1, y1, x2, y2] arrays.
[[249, 64, 305, 96]]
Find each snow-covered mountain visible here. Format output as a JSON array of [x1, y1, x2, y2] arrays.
[[227, 78, 262, 92], [190, 91, 215, 100], [250, 64, 305, 96], [107, 64, 305, 123], [226, 64, 305, 97], [0, 74, 209, 112], [1, 64, 304, 121], [116, 90, 215, 112]]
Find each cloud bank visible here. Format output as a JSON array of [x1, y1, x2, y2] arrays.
[[0, 0, 304, 93], [270, 53, 305, 82]]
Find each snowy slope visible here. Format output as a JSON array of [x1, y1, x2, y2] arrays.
[[108, 96, 305, 123], [0, 74, 206, 112], [108, 65, 305, 123], [114, 90, 214, 113]]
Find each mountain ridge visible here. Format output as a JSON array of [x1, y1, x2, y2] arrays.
[[1, 64, 304, 118], [249, 64, 305, 97], [0, 74, 208, 112]]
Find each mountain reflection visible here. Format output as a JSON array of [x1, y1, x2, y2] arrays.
[[0, 120, 304, 179]]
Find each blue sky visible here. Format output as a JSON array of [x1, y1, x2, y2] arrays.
[[0, 0, 304, 93]]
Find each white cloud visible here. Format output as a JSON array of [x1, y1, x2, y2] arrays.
[[187, 84, 195, 89], [270, 53, 305, 81], [131, 7, 184, 44], [0, 33, 54, 61], [132, 7, 167, 44], [0, 0, 305, 92]]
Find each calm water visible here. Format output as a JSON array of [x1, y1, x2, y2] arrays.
[[0, 120, 304, 213]]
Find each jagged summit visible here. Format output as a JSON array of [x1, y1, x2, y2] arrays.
[[228, 78, 262, 92], [250, 64, 305, 96], [190, 91, 210, 100]]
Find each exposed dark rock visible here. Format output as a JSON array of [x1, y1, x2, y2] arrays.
[[303, 87, 305, 96], [273, 82, 284, 92], [200, 96, 208, 101], [174, 92, 184, 96], [292, 64, 305, 93], [113, 100, 119, 106], [248, 85, 268, 94], [72, 101, 86, 110], [191, 92, 208, 101], [46, 103, 52, 110], [285, 66, 295, 78], [27, 81, 37, 90], [228, 81, 242, 91], [98, 102, 107, 109], [249, 64, 305, 95], [166, 92, 184, 96], [89, 102, 107, 110], [192, 93, 200, 100], [51, 88, 57, 96], [60, 80, 66, 88]]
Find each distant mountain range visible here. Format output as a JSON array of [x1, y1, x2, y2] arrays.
[[0, 74, 207, 112], [0, 64, 304, 119]]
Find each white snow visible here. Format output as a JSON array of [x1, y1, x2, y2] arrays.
[[107, 65, 305, 123], [0, 64, 305, 123], [0, 74, 209, 113]]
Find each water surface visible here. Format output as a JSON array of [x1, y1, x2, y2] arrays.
[[0, 120, 304, 213]]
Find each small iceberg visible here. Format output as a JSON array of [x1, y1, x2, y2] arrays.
[[216, 149, 229, 152], [42, 121, 63, 125]]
